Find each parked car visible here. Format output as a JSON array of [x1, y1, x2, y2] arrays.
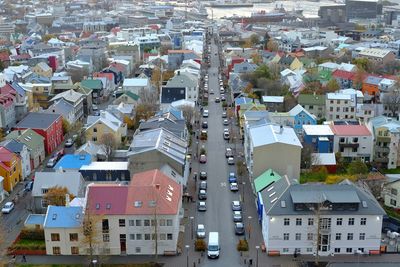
[[210, 89, 214, 94], [65, 138, 74, 147], [2, 202, 14, 214], [25, 181, 34, 192], [223, 119, 229, 125], [230, 182, 239, 191], [93, 111, 100, 116], [234, 222, 245, 235], [221, 95, 226, 102], [203, 110, 209, 118], [46, 157, 57, 168], [198, 201, 207, 211], [200, 171, 207, 180], [199, 154, 207, 164], [92, 104, 98, 111], [228, 172, 237, 183], [197, 224, 206, 239], [198, 189, 207, 200], [222, 112, 227, 118], [223, 130, 230, 140], [232, 201, 242, 211], [199, 181, 207, 190], [233, 211, 242, 222], [225, 148, 233, 158], [227, 157, 235, 165], [202, 121, 208, 129]]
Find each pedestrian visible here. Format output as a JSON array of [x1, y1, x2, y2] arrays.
[[22, 255, 26, 262], [189, 167, 192, 173]]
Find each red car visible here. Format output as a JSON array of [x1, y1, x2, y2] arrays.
[[199, 154, 207, 164]]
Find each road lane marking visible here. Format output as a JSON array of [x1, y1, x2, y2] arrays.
[[221, 182, 226, 187]]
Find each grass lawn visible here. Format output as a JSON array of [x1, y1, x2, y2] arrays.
[[299, 172, 326, 184], [10, 239, 46, 250], [384, 206, 400, 221], [381, 167, 400, 174]]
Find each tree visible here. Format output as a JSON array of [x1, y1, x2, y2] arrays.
[[44, 186, 75, 206], [151, 67, 162, 88], [250, 53, 262, 65], [99, 133, 117, 161], [325, 79, 340, 93], [352, 68, 366, 90], [62, 119, 71, 135], [266, 39, 279, 52], [82, 199, 103, 264], [124, 116, 135, 130], [236, 160, 246, 178], [135, 103, 156, 126], [250, 34, 260, 46], [243, 82, 253, 94], [254, 64, 272, 80], [352, 58, 370, 72], [382, 89, 400, 118], [138, 88, 159, 107], [301, 143, 314, 169], [69, 68, 89, 83], [180, 105, 197, 130], [42, 34, 56, 43], [347, 159, 369, 175]]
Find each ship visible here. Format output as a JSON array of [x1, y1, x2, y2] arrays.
[[209, 0, 254, 8], [228, 5, 299, 24]]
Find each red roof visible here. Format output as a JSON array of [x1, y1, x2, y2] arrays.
[[330, 125, 371, 136], [109, 62, 125, 72], [93, 72, 114, 82], [0, 146, 15, 165], [87, 184, 129, 215], [0, 51, 10, 62], [0, 84, 16, 108], [332, 69, 355, 80]]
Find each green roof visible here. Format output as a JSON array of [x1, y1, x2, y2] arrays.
[[254, 169, 282, 192], [319, 70, 332, 81], [298, 94, 326, 106], [6, 129, 44, 151], [81, 79, 103, 90], [124, 91, 140, 101], [76, 84, 93, 95]]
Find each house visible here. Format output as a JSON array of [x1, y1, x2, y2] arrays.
[[80, 79, 103, 104], [20, 82, 52, 109], [332, 70, 355, 89], [383, 177, 400, 209], [5, 82, 29, 122], [50, 89, 85, 123], [232, 61, 257, 74], [325, 92, 357, 121], [106, 103, 135, 123], [0, 139, 31, 179], [241, 110, 271, 137], [85, 111, 127, 144], [137, 116, 187, 140], [75, 84, 93, 116], [44, 99, 75, 125], [43, 205, 83, 255], [6, 129, 45, 171], [160, 87, 186, 109], [303, 125, 334, 153], [311, 153, 337, 173], [32, 171, 85, 213], [165, 71, 198, 102], [51, 75, 74, 95], [254, 169, 282, 193], [362, 76, 382, 97], [257, 178, 385, 256], [297, 94, 326, 119], [357, 48, 396, 66], [14, 112, 63, 155], [113, 91, 140, 106], [261, 96, 284, 112], [79, 162, 130, 182], [238, 102, 267, 129], [168, 49, 199, 69], [288, 104, 317, 134], [32, 62, 53, 78], [74, 141, 106, 161], [0, 146, 22, 192], [128, 128, 189, 186], [123, 78, 150, 95], [54, 154, 92, 172], [356, 103, 384, 123], [277, 55, 303, 71], [245, 123, 302, 180], [330, 124, 373, 162], [367, 116, 400, 169], [0, 83, 17, 129]]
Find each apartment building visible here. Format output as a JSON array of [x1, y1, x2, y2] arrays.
[[325, 92, 357, 121]]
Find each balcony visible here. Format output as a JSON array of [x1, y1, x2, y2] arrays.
[[339, 143, 359, 149], [375, 146, 390, 153]]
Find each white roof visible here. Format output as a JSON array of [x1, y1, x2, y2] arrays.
[[379, 78, 395, 85], [86, 111, 123, 132], [318, 62, 339, 69], [312, 153, 336, 165], [249, 124, 302, 148], [262, 96, 284, 103], [326, 92, 352, 100], [358, 48, 392, 58], [338, 63, 356, 72], [289, 104, 315, 119], [50, 89, 83, 104], [339, 88, 364, 98], [303, 125, 334, 136], [123, 78, 148, 87], [280, 68, 295, 77], [80, 161, 129, 170]]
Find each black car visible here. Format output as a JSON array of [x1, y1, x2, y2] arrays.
[[202, 121, 208, 129], [200, 171, 207, 180]]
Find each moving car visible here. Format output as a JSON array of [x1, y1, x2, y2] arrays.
[[207, 232, 220, 258], [199, 181, 207, 190], [199, 154, 207, 164], [225, 148, 233, 158], [228, 172, 237, 183], [198, 201, 207, 211], [215, 97, 220, 103], [227, 157, 235, 165], [233, 211, 243, 222], [197, 224, 206, 239], [200, 171, 207, 180], [25, 181, 34, 192], [234, 222, 245, 235], [230, 182, 239, 191], [2, 202, 14, 214], [65, 138, 74, 147], [232, 200, 242, 211]]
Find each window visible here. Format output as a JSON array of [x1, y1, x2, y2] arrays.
[[353, 137, 358, 143], [336, 233, 341, 240], [307, 233, 313, 240], [348, 218, 354, 225], [347, 233, 353, 240], [306, 248, 313, 252], [391, 188, 398, 195], [41, 199, 48, 208], [136, 220, 142, 226], [360, 218, 366, 225], [160, 233, 166, 240], [144, 220, 150, 226], [119, 219, 125, 227], [358, 248, 364, 253], [103, 234, 110, 242], [284, 233, 289, 240], [51, 233, 60, 241], [340, 138, 345, 143], [145, 234, 151, 240], [93, 128, 97, 132], [167, 233, 173, 240], [71, 246, 79, 255], [69, 233, 78, 242], [283, 248, 289, 253], [284, 218, 290, 226], [296, 218, 302, 226], [346, 248, 352, 253], [308, 218, 314, 226], [390, 199, 397, 206], [167, 219, 173, 226], [41, 188, 49, 194], [129, 220, 135, 226], [135, 247, 141, 253], [335, 248, 341, 253], [359, 233, 365, 240], [52, 247, 61, 255], [295, 233, 301, 240], [337, 218, 343, 225], [130, 234, 135, 240], [159, 219, 166, 226], [136, 234, 142, 240]]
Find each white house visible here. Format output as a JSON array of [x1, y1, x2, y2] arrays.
[[123, 78, 150, 95], [325, 92, 357, 121], [258, 178, 385, 256]]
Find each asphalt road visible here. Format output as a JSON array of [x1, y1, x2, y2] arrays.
[[197, 35, 242, 267]]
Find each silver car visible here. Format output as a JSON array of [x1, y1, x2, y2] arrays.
[[198, 201, 207, 212], [197, 224, 206, 239], [233, 211, 242, 222]]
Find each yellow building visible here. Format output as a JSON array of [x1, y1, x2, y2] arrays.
[[0, 147, 22, 192], [32, 62, 53, 78], [21, 83, 53, 109], [85, 111, 127, 145]]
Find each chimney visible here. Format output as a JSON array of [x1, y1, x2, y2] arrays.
[[155, 184, 161, 190], [177, 70, 180, 76], [279, 125, 283, 134], [18, 130, 21, 135], [100, 111, 106, 118]]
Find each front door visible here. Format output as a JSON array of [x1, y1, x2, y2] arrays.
[[120, 234, 126, 254]]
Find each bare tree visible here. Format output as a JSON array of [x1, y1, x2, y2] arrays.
[[301, 143, 315, 169], [180, 105, 196, 126], [81, 200, 104, 264], [139, 88, 159, 107], [99, 133, 117, 161], [382, 90, 400, 118]]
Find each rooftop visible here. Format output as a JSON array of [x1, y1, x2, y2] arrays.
[[44, 206, 83, 228], [303, 125, 334, 136], [16, 112, 61, 130], [330, 124, 371, 136], [249, 124, 302, 148], [54, 154, 92, 170]]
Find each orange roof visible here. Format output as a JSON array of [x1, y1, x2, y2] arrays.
[[168, 49, 194, 54], [330, 125, 371, 136]]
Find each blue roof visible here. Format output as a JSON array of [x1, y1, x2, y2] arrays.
[[235, 97, 253, 105], [54, 154, 92, 170], [44, 206, 83, 228], [25, 214, 45, 226]]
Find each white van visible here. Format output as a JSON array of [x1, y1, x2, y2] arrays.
[[207, 232, 220, 258], [203, 109, 209, 118]]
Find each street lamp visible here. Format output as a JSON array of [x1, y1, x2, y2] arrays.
[[190, 216, 194, 240], [248, 216, 252, 240], [185, 245, 190, 267], [255, 246, 260, 267], [242, 181, 246, 203]]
